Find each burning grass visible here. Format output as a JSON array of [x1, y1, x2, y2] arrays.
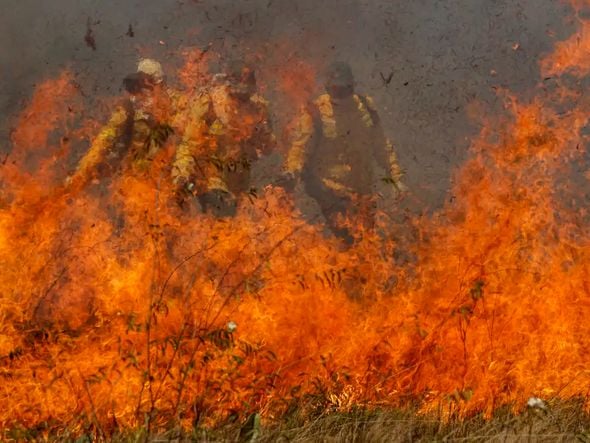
[[1, 77, 590, 437], [5, 399, 590, 442], [3, 1, 590, 439]]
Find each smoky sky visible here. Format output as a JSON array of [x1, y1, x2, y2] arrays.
[[0, 0, 575, 209]]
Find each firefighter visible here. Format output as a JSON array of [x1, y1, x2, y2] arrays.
[[67, 58, 175, 187], [172, 60, 276, 217], [281, 61, 406, 243]]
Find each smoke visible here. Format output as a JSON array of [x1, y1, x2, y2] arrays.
[[0, 0, 575, 208]]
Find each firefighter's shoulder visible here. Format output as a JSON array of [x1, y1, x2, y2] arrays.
[[314, 93, 332, 109], [359, 94, 378, 112], [107, 104, 131, 126], [311, 94, 333, 121], [195, 88, 214, 105]]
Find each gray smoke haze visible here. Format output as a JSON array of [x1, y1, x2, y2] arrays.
[[0, 0, 575, 209]]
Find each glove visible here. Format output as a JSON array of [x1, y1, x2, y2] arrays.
[[394, 181, 408, 194], [198, 188, 237, 218], [381, 176, 408, 195]]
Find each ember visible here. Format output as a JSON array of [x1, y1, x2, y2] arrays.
[[1, 0, 590, 438]]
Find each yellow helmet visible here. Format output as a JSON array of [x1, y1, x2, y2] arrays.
[[137, 58, 164, 83]]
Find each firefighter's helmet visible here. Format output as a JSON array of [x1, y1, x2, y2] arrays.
[[137, 58, 165, 84], [325, 61, 354, 88]]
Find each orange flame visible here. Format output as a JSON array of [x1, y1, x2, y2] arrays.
[[541, 1, 590, 78], [2, 8, 590, 435]]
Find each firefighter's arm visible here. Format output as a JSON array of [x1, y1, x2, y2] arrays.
[[364, 96, 407, 192], [384, 138, 407, 192], [168, 89, 190, 135], [283, 107, 314, 175], [251, 95, 277, 156], [172, 139, 197, 186], [69, 106, 128, 185], [171, 94, 211, 187]]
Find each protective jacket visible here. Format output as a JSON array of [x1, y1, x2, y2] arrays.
[[172, 87, 276, 196], [72, 86, 178, 184], [285, 93, 403, 197]]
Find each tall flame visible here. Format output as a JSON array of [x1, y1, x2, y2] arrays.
[[2, 2, 590, 435]]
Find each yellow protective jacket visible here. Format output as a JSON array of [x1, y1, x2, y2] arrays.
[[285, 93, 403, 196], [71, 87, 180, 184], [172, 87, 276, 195]]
